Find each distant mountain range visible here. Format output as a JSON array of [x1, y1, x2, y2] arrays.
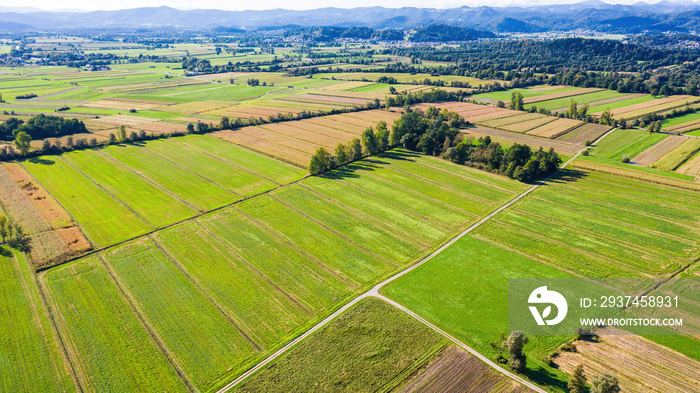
[[1, 2, 700, 33]]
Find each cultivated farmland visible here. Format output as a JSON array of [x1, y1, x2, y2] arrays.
[[398, 346, 530, 393], [554, 332, 700, 393], [26, 150, 527, 392], [214, 110, 402, 166], [234, 298, 450, 393]]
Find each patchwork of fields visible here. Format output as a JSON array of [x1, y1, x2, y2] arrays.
[[16, 135, 305, 252], [23, 149, 528, 392]]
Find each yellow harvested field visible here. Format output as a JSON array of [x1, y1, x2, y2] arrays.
[[571, 159, 700, 191], [88, 114, 158, 127], [555, 123, 611, 145], [462, 128, 581, 155], [677, 150, 700, 176], [525, 118, 582, 138], [480, 113, 543, 128], [554, 333, 700, 393], [632, 135, 686, 166], [501, 116, 557, 133], [667, 119, 700, 133]]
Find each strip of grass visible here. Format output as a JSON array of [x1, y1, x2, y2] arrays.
[[237, 195, 392, 284], [0, 248, 75, 392], [526, 90, 630, 111], [589, 128, 667, 161], [141, 139, 277, 197], [43, 256, 187, 392], [587, 95, 655, 114], [154, 222, 313, 348], [62, 149, 196, 227], [23, 156, 151, 246], [652, 138, 700, 171], [579, 155, 696, 181], [382, 236, 572, 392], [235, 298, 449, 393], [272, 185, 420, 264], [103, 143, 235, 211], [104, 239, 258, 392], [472, 86, 580, 102], [176, 134, 306, 183], [198, 208, 355, 313]]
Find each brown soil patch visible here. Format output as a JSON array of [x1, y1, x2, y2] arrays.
[[57, 226, 92, 253], [633, 135, 688, 166], [399, 346, 531, 393], [526, 118, 583, 138], [555, 123, 611, 145], [3, 162, 73, 229]]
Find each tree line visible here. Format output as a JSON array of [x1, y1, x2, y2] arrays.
[[309, 106, 561, 183], [0, 114, 88, 141]]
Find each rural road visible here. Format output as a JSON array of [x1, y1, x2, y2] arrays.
[[217, 128, 617, 393]]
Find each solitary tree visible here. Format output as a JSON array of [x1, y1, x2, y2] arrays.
[[308, 147, 331, 175], [600, 110, 614, 126], [509, 91, 524, 111], [0, 93, 3, 102], [186, 123, 195, 133], [14, 131, 31, 155], [376, 121, 389, 151], [503, 331, 528, 373], [590, 373, 620, 393], [108, 133, 117, 144], [568, 365, 586, 393]]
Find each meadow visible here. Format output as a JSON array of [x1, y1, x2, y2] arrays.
[[0, 248, 75, 392], [234, 298, 449, 393]]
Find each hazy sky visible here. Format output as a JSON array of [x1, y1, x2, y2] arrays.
[[0, 0, 688, 11]]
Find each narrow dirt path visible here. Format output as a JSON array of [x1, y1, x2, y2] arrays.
[[216, 129, 617, 393]]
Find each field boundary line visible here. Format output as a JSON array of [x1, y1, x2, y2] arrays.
[[58, 155, 155, 229], [98, 253, 197, 393], [216, 129, 615, 393]]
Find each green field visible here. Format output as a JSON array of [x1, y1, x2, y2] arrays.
[[173, 135, 306, 183], [587, 95, 656, 114], [526, 90, 632, 111], [103, 144, 235, 211], [235, 298, 448, 393], [43, 256, 187, 392], [23, 157, 152, 246], [588, 128, 668, 162], [0, 248, 75, 392], [103, 239, 259, 391], [472, 86, 581, 102], [382, 236, 573, 392], [475, 168, 700, 278], [651, 138, 700, 171], [61, 149, 197, 227]]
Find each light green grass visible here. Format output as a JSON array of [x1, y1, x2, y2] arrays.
[[589, 128, 667, 162], [527, 90, 631, 111], [104, 239, 258, 392], [154, 220, 315, 348], [23, 156, 151, 246], [103, 144, 235, 211], [141, 139, 277, 197], [44, 256, 187, 392], [235, 298, 448, 393], [382, 236, 572, 392], [238, 195, 391, 284], [176, 134, 306, 183], [61, 149, 196, 227], [472, 86, 580, 102], [588, 95, 656, 114], [0, 248, 75, 392]]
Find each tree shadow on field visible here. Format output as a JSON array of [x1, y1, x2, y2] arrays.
[[524, 364, 569, 392], [27, 157, 56, 166], [0, 246, 11, 257], [381, 149, 421, 162], [545, 168, 588, 185]]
